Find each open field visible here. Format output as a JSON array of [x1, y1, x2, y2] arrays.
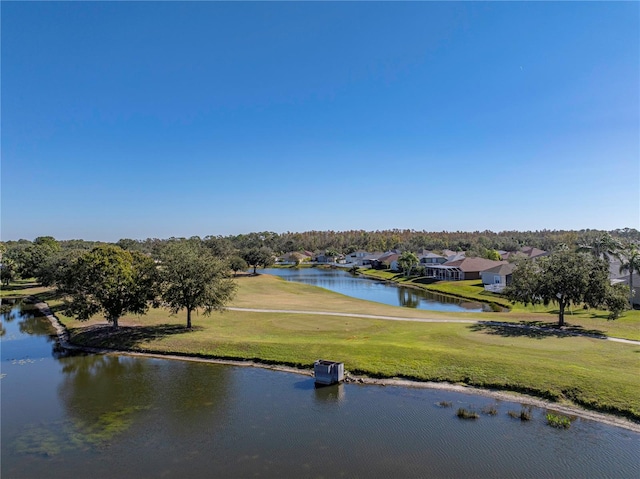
[[12, 274, 638, 421]]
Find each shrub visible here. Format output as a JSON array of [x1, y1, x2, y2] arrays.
[[546, 413, 571, 429], [437, 401, 453, 408], [482, 405, 498, 416], [456, 408, 479, 419], [507, 407, 532, 421]]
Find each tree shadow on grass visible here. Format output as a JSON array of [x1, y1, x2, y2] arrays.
[[469, 320, 607, 340], [70, 323, 198, 350], [2, 283, 41, 292]]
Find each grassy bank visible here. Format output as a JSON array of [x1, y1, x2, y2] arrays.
[[16, 274, 639, 422], [360, 269, 640, 339]]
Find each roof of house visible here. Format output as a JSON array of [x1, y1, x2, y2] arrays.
[[376, 252, 400, 264], [443, 257, 506, 272], [482, 263, 516, 275], [502, 246, 548, 260], [419, 252, 445, 260]]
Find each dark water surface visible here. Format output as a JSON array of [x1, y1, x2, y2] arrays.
[[2, 303, 639, 478], [259, 267, 496, 313]]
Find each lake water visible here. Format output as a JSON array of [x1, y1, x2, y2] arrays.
[[2, 302, 639, 478], [259, 267, 496, 313]]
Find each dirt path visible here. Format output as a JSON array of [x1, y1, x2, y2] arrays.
[[227, 307, 640, 345]]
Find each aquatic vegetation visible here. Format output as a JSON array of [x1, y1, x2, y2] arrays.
[[546, 413, 572, 429], [456, 407, 479, 419], [507, 407, 532, 421], [482, 405, 498, 416]]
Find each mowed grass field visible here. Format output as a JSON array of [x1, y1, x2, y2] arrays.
[[22, 273, 638, 421]]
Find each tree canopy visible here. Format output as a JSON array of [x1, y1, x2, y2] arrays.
[[505, 250, 628, 325], [61, 245, 159, 329], [160, 241, 237, 328], [242, 247, 275, 274], [397, 251, 419, 277]]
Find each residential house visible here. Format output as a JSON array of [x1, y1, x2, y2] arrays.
[[345, 250, 372, 266], [423, 257, 506, 281], [372, 252, 400, 271], [501, 246, 548, 261], [481, 263, 516, 292], [313, 251, 341, 263], [418, 251, 447, 265]]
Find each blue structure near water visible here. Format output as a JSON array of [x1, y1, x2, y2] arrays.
[[314, 359, 344, 385]]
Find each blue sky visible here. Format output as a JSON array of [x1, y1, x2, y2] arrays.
[[2, 1, 638, 241]]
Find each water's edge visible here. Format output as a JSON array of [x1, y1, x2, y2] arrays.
[[31, 298, 640, 433]]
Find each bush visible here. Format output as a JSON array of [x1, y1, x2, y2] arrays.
[[546, 413, 571, 429], [507, 407, 532, 421], [456, 408, 479, 419]]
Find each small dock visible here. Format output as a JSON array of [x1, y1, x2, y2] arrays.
[[314, 359, 344, 385]]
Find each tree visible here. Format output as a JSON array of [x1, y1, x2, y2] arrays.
[[160, 241, 237, 329], [485, 249, 502, 261], [618, 243, 640, 307], [397, 251, 419, 277], [505, 250, 615, 327], [242, 247, 274, 274], [228, 255, 248, 276], [61, 245, 159, 329], [577, 232, 621, 262], [0, 258, 18, 286]]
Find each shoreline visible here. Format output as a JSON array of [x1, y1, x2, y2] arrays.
[[32, 300, 640, 434]]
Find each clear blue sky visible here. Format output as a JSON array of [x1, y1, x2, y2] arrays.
[[2, 1, 638, 242]]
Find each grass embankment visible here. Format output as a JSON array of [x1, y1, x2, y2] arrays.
[[12, 274, 638, 422], [360, 269, 640, 340]]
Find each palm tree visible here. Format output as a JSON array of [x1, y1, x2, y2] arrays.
[[577, 232, 621, 262], [619, 243, 640, 308]]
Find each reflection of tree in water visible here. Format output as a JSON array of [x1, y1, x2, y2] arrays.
[[58, 355, 153, 445], [397, 287, 420, 309], [58, 355, 231, 445], [18, 313, 56, 338]]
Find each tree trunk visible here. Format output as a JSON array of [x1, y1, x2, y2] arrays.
[[112, 316, 119, 330], [253, 265, 257, 274], [558, 300, 565, 327], [187, 308, 192, 329], [629, 274, 635, 308]]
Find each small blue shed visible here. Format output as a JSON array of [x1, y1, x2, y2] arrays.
[[314, 359, 344, 385]]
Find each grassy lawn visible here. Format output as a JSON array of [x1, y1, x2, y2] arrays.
[[0, 279, 51, 298], [360, 269, 640, 340], [14, 274, 638, 421]]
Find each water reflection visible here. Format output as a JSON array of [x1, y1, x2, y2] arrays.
[[3, 305, 639, 479], [261, 268, 492, 313], [58, 355, 232, 444], [397, 287, 421, 308], [314, 383, 345, 403]]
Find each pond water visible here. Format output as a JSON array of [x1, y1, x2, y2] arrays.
[[2, 302, 639, 478], [259, 267, 496, 313]]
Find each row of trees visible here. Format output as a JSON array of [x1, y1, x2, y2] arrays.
[[2, 239, 238, 330], [6, 228, 636, 261]]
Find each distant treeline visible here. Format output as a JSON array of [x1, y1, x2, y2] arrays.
[[4, 228, 638, 258]]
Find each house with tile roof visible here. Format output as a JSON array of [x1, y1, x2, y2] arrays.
[[423, 257, 507, 281]]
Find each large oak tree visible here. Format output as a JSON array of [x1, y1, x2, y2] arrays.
[[504, 249, 626, 326], [160, 240, 237, 329], [62, 245, 159, 329]]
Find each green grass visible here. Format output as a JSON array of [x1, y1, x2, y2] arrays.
[[0, 279, 50, 298], [360, 270, 640, 340], [5, 275, 640, 421], [30, 275, 639, 422]]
